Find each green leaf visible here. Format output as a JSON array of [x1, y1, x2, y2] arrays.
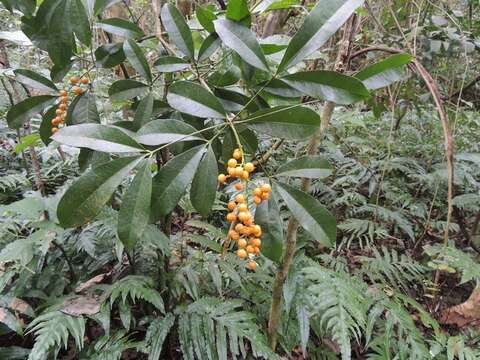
[[161, 3, 194, 59], [196, 5, 217, 33], [262, 78, 303, 98], [151, 145, 206, 219], [40, 106, 56, 145], [58, 156, 142, 228], [214, 19, 269, 72], [93, 0, 121, 15], [95, 43, 126, 68], [123, 39, 152, 83], [282, 71, 370, 104], [226, 0, 249, 21], [136, 119, 203, 146], [167, 81, 225, 118], [97, 18, 144, 39], [278, 0, 364, 71], [198, 33, 221, 62], [70, 0, 91, 46], [276, 156, 333, 178], [65, 93, 100, 125], [108, 79, 149, 101], [15, 133, 41, 153], [273, 181, 336, 247], [153, 56, 189, 72], [265, 0, 300, 11], [132, 93, 154, 129], [7, 95, 56, 129], [52, 124, 143, 153], [146, 314, 176, 360], [190, 145, 217, 217], [13, 69, 58, 93], [355, 53, 413, 90], [254, 191, 283, 263], [246, 106, 320, 139], [47, 0, 73, 66], [118, 160, 152, 252]]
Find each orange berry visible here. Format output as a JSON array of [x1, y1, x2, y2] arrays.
[[235, 182, 243, 190], [238, 239, 247, 248], [55, 108, 64, 116], [246, 245, 255, 254], [246, 260, 257, 270], [253, 225, 262, 237], [261, 192, 269, 200], [227, 158, 237, 168], [261, 183, 271, 193], [244, 162, 254, 172], [243, 217, 253, 226], [253, 247, 261, 255], [251, 238, 261, 247], [253, 196, 262, 205], [59, 90, 67, 97], [51, 117, 61, 126], [237, 249, 247, 258], [235, 223, 244, 232], [226, 212, 237, 222], [238, 211, 251, 223], [228, 230, 239, 240], [241, 171, 249, 180], [253, 187, 262, 196], [235, 194, 245, 203], [234, 167, 244, 177], [70, 76, 80, 84], [227, 201, 236, 210], [227, 167, 236, 176], [238, 203, 248, 212], [60, 96, 68, 103], [58, 103, 67, 111], [233, 149, 242, 160], [80, 76, 89, 84], [51, 127, 59, 134], [218, 174, 227, 183], [241, 226, 252, 235], [73, 86, 84, 95]]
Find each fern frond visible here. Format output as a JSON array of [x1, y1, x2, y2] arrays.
[[146, 314, 175, 360], [81, 331, 142, 360], [26, 311, 85, 360]]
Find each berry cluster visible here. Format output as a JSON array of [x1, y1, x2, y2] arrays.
[[218, 148, 272, 270], [51, 76, 89, 134]]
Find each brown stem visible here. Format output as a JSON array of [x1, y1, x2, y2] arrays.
[[253, 139, 283, 166]]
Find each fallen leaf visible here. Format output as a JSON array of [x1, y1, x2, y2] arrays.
[[441, 285, 480, 327], [75, 271, 111, 293], [60, 296, 101, 316]]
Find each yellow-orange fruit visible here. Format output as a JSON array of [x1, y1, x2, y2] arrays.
[[227, 158, 237, 168], [241, 226, 252, 235], [244, 162, 254, 172], [238, 211, 251, 223], [251, 238, 261, 247], [253, 196, 262, 205], [226, 212, 236, 222], [235, 223, 244, 232], [261, 192, 269, 200], [246, 260, 257, 270], [59, 90, 67, 97], [243, 217, 253, 226], [58, 103, 67, 111], [234, 167, 244, 177], [261, 183, 271, 193], [228, 230, 239, 240], [227, 201, 236, 210], [227, 167, 236, 176], [246, 245, 255, 254], [80, 76, 89, 84], [73, 86, 84, 95], [70, 76, 80, 84], [253, 247, 260, 255], [237, 249, 247, 258], [233, 149, 242, 160], [235, 182, 243, 190], [238, 239, 247, 248], [218, 174, 227, 183], [253, 225, 262, 237], [241, 171, 249, 180], [253, 187, 262, 196], [51, 127, 59, 134], [235, 194, 245, 203], [51, 117, 61, 126], [237, 203, 248, 212], [55, 109, 64, 116], [60, 96, 68, 103]]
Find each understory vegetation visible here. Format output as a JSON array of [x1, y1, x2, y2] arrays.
[[0, 0, 480, 359]]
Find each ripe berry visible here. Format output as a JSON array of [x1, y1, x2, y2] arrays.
[[234, 167, 244, 177], [51, 117, 61, 126], [60, 96, 68, 103], [235, 223, 244, 232], [226, 212, 236, 222], [253, 225, 262, 237], [251, 238, 261, 247], [233, 149, 242, 160], [227, 167, 236, 176], [261, 192, 269, 200], [70, 76, 80, 84], [243, 217, 253, 226], [73, 86, 84, 95], [59, 90, 67, 97], [241, 171, 249, 180], [235, 182, 243, 190], [237, 249, 247, 258], [51, 127, 59, 134], [58, 103, 67, 111], [227, 158, 237, 168], [253, 247, 260, 254], [80, 76, 89, 84], [228, 230, 239, 240], [237, 203, 248, 212], [238, 239, 247, 248], [253, 196, 262, 205], [227, 201, 236, 210], [246, 245, 255, 254], [235, 194, 245, 203], [241, 226, 252, 235], [261, 184, 271, 193], [218, 174, 227, 183], [244, 162, 254, 172], [246, 260, 257, 270], [55, 108, 64, 116], [253, 187, 262, 196]]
